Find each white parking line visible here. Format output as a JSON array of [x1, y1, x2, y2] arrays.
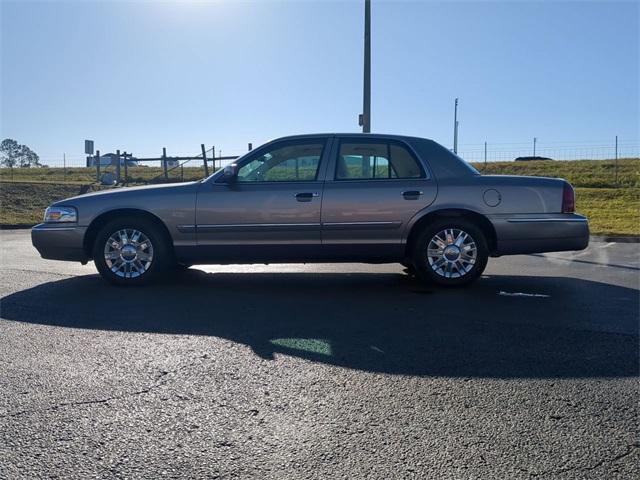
[[498, 291, 550, 298]]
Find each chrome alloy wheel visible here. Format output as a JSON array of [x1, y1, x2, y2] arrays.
[[426, 228, 477, 279], [103, 229, 154, 279]]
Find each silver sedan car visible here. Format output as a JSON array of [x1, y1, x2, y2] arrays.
[[32, 133, 589, 286]]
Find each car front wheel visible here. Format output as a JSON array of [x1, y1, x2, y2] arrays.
[[93, 217, 170, 285], [412, 219, 489, 287]]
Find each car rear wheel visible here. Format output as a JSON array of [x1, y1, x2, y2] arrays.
[[93, 217, 170, 286], [412, 219, 488, 287]]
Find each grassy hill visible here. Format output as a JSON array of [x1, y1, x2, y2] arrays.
[[470, 158, 638, 188], [0, 165, 208, 184], [1, 158, 638, 235]]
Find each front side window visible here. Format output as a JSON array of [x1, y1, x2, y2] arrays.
[[336, 141, 424, 180], [236, 142, 324, 182]]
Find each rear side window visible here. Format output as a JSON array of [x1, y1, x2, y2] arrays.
[[336, 141, 424, 180]]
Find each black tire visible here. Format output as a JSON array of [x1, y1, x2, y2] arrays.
[[93, 216, 171, 286], [411, 218, 489, 287], [172, 263, 192, 275], [401, 262, 417, 276]]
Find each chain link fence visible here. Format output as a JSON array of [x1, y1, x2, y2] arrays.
[[458, 142, 639, 163], [1, 141, 638, 186]]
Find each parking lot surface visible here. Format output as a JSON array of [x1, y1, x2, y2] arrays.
[[0, 229, 638, 479]]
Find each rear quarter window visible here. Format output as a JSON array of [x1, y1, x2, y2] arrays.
[[336, 140, 426, 180]]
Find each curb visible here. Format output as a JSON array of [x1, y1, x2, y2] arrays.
[[0, 225, 34, 230], [590, 235, 640, 243]]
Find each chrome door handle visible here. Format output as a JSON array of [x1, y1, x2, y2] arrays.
[[402, 190, 423, 199]]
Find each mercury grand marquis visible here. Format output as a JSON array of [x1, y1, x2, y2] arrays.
[[32, 134, 589, 286]]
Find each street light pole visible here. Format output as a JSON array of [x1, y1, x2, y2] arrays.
[[360, 0, 371, 133]]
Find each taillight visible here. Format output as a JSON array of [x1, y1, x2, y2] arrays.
[[562, 182, 575, 213]]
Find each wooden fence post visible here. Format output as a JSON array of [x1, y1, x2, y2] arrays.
[[123, 151, 128, 186], [96, 150, 101, 183], [201, 144, 209, 176], [116, 150, 121, 184], [162, 148, 168, 180]]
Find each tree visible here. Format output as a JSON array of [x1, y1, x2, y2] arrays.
[[17, 144, 41, 167], [0, 138, 42, 168], [0, 139, 20, 168]]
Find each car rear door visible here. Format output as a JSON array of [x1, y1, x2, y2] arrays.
[[320, 136, 436, 258]]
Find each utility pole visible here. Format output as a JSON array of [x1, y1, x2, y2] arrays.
[[533, 137, 537, 157], [453, 98, 459, 154], [360, 0, 371, 133], [63, 153, 66, 180]]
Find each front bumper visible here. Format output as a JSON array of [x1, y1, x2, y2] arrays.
[[31, 223, 89, 262], [490, 213, 589, 256]]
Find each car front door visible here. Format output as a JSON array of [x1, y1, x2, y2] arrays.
[[193, 137, 331, 262], [320, 136, 437, 259]]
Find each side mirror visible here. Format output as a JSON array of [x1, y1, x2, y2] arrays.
[[222, 163, 238, 183]]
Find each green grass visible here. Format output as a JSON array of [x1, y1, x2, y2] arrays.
[[471, 158, 639, 188], [1, 158, 639, 235], [0, 165, 210, 184], [2, 158, 637, 187], [0, 182, 103, 225], [575, 187, 639, 236]]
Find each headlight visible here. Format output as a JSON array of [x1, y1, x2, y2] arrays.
[[44, 206, 77, 223]]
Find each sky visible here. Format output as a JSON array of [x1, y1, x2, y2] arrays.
[[1, 0, 638, 164]]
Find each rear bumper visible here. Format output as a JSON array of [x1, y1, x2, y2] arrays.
[[490, 214, 589, 256], [31, 223, 89, 262]]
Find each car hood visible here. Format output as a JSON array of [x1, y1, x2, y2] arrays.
[[53, 181, 199, 205]]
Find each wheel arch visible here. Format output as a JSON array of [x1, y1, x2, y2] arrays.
[[404, 208, 497, 257], [83, 208, 174, 258]]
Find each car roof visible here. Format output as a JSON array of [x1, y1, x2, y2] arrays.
[[270, 133, 434, 143]]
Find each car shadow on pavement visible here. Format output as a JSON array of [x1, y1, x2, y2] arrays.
[[1, 270, 637, 379]]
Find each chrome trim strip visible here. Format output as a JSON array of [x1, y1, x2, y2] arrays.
[[195, 223, 321, 233], [322, 221, 396, 226], [506, 218, 588, 224], [198, 223, 320, 228], [322, 221, 402, 230], [177, 224, 197, 233], [31, 225, 79, 231]]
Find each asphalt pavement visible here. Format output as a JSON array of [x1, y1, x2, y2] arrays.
[[0, 229, 638, 479]]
